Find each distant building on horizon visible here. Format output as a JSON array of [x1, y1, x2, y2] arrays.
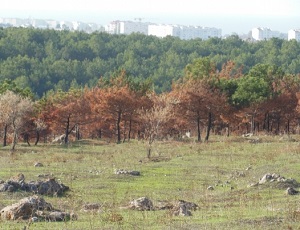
[[148, 24, 221, 40], [106, 20, 222, 40], [0, 17, 104, 33], [288, 29, 300, 42], [106, 20, 149, 35], [251, 27, 288, 41]]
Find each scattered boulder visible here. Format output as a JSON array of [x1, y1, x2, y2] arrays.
[[46, 211, 77, 222], [1, 195, 47, 220], [34, 162, 43, 167], [259, 173, 273, 184], [114, 169, 140, 176], [0, 183, 16, 192], [129, 197, 154, 211], [172, 200, 198, 216], [0, 195, 76, 222], [172, 203, 192, 216], [10, 173, 25, 183], [36, 178, 69, 196], [81, 203, 101, 212], [155, 200, 174, 210], [178, 200, 198, 211], [19, 196, 53, 210], [0, 174, 69, 196], [286, 187, 299, 195], [124, 198, 198, 217], [250, 173, 300, 189], [207, 186, 214, 190]]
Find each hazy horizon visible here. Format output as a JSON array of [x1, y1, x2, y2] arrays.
[[1, 0, 299, 34]]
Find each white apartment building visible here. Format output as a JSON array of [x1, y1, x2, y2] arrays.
[[148, 24, 221, 40], [148, 24, 179, 37], [106, 21, 149, 35], [288, 29, 300, 42], [252, 27, 287, 41]]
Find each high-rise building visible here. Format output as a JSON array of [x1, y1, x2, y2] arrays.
[[252, 27, 287, 41], [148, 24, 221, 40], [288, 29, 300, 42], [106, 20, 149, 35]]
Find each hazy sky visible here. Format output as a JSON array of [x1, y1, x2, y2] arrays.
[[1, 0, 299, 34]]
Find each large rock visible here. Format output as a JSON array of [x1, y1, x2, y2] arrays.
[[257, 173, 299, 189], [172, 200, 198, 216], [36, 178, 69, 196], [0, 195, 51, 220], [0, 195, 76, 222], [0, 175, 69, 196], [172, 203, 192, 216], [129, 197, 154, 211]]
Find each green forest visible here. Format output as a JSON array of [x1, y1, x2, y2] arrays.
[[1, 27, 300, 97]]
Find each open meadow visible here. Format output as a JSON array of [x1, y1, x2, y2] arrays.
[[1, 135, 300, 229]]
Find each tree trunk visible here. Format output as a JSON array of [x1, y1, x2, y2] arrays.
[[227, 124, 230, 137], [264, 112, 270, 133], [205, 112, 212, 141], [3, 124, 7, 147], [128, 118, 132, 142], [276, 117, 280, 134], [116, 110, 121, 143], [75, 124, 80, 140], [197, 112, 201, 142], [65, 115, 70, 144], [35, 130, 40, 146], [24, 133, 30, 146], [122, 121, 127, 143], [11, 131, 17, 152], [250, 115, 255, 134], [147, 147, 151, 159]]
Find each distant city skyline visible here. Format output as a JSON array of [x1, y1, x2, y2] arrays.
[[1, 0, 299, 34]]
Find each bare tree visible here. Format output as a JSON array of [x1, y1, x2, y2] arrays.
[[0, 91, 33, 151], [138, 94, 175, 158]]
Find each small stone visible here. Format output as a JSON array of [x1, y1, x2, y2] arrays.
[[34, 162, 43, 167], [246, 166, 252, 171], [81, 203, 101, 212], [129, 171, 140, 176], [286, 187, 299, 195], [207, 186, 214, 190]]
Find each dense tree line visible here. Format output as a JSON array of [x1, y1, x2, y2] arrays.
[[1, 58, 300, 155], [0, 27, 300, 97]]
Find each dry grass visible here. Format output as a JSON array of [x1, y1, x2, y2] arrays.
[[0, 135, 300, 229]]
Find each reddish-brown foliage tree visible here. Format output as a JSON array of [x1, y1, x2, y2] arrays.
[[87, 70, 150, 143], [42, 89, 92, 144], [173, 78, 227, 142]]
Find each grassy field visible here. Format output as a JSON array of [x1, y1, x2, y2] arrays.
[[1, 135, 300, 229]]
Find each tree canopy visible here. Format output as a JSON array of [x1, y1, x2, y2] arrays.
[[0, 27, 300, 97]]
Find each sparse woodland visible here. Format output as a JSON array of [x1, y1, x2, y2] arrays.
[[0, 27, 300, 151]]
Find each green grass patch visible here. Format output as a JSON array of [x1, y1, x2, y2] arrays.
[[1, 136, 300, 229]]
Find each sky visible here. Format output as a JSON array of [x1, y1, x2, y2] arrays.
[[1, 0, 299, 34]]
